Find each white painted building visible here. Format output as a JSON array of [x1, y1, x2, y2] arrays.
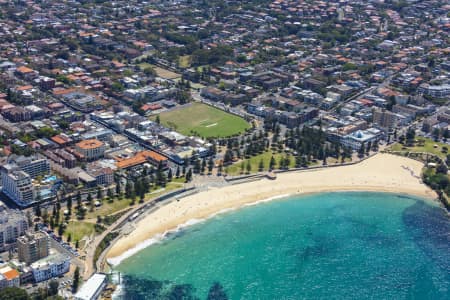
[[30, 253, 70, 282], [0, 164, 34, 206], [75, 273, 107, 300]]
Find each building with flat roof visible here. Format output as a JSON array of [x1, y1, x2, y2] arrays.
[[373, 108, 398, 129], [18, 231, 49, 265], [8, 155, 50, 179], [75, 139, 106, 161], [75, 273, 107, 300], [0, 204, 28, 251], [0, 164, 35, 206], [30, 252, 70, 283], [418, 83, 450, 98], [0, 266, 20, 288], [342, 130, 380, 150]]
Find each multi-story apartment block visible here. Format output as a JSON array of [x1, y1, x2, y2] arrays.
[[8, 156, 50, 179], [18, 231, 50, 265], [373, 109, 398, 129], [418, 84, 450, 98], [75, 139, 106, 161], [0, 204, 28, 251], [0, 165, 34, 206]]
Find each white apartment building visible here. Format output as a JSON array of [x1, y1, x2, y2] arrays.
[[0, 204, 28, 251], [1, 164, 34, 206], [31, 252, 70, 283]]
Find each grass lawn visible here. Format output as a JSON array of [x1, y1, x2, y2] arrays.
[[64, 221, 97, 242], [138, 63, 181, 79], [190, 83, 205, 90], [225, 151, 297, 176], [153, 102, 250, 138], [138, 62, 152, 70], [179, 55, 191, 68], [84, 182, 184, 219], [389, 137, 448, 159]]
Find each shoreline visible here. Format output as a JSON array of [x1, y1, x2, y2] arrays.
[[106, 153, 436, 265]]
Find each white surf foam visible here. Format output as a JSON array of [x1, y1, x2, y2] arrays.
[[108, 218, 206, 266]]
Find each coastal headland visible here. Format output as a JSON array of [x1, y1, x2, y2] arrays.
[[107, 153, 436, 264]]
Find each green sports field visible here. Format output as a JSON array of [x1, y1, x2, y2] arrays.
[[154, 103, 250, 138]]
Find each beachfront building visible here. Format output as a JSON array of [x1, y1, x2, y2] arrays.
[[115, 150, 168, 170], [341, 129, 382, 150], [75, 273, 107, 300], [0, 164, 35, 206], [18, 231, 50, 265], [30, 252, 70, 282], [75, 139, 106, 161], [0, 204, 28, 252]]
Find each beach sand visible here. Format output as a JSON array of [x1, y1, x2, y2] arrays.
[[107, 153, 435, 263]]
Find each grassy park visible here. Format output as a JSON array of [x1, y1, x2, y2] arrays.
[[389, 137, 448, 159], [225, 151, 297, 176], [154, 102, 251, 138], [65, 181, 184, 243], [64, 221, 98, 243], [138, 63, 181, 79], [179, 55, 191, 68]]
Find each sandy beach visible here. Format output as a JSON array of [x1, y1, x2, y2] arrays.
[[107, 153, 436, 263]]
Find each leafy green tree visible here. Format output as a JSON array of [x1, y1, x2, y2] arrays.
[[72, 267, 80, 292], [76, 191, 82, 208], [358, 143, 365, 158], [58, 223, 64, 236], [246, 161, 252, 174], [67, 196, 72, 213], [406, 128, 415, 146], [143, 66, 156, 76], [125, 180, 133, 198], [48, 280, 59, 296], [436, 163, 448, 175], [0, 287, 30, 300], [269, 156, 276, 170], [208, 158, 214, 174], [258, 159, 264, 172], [194, 159, 201, 174], [201, 159, 206, 174], [35, 204, 41, 217], [97, 187, 103, 200]]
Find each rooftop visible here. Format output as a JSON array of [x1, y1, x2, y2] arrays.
[[30, 252, 69, 270], [76, 139, 104, 150], [116, 150, 167, 169], [75, 273, 107, 300]]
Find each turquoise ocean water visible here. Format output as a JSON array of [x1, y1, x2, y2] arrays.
[[115, 192, 450, 299]]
